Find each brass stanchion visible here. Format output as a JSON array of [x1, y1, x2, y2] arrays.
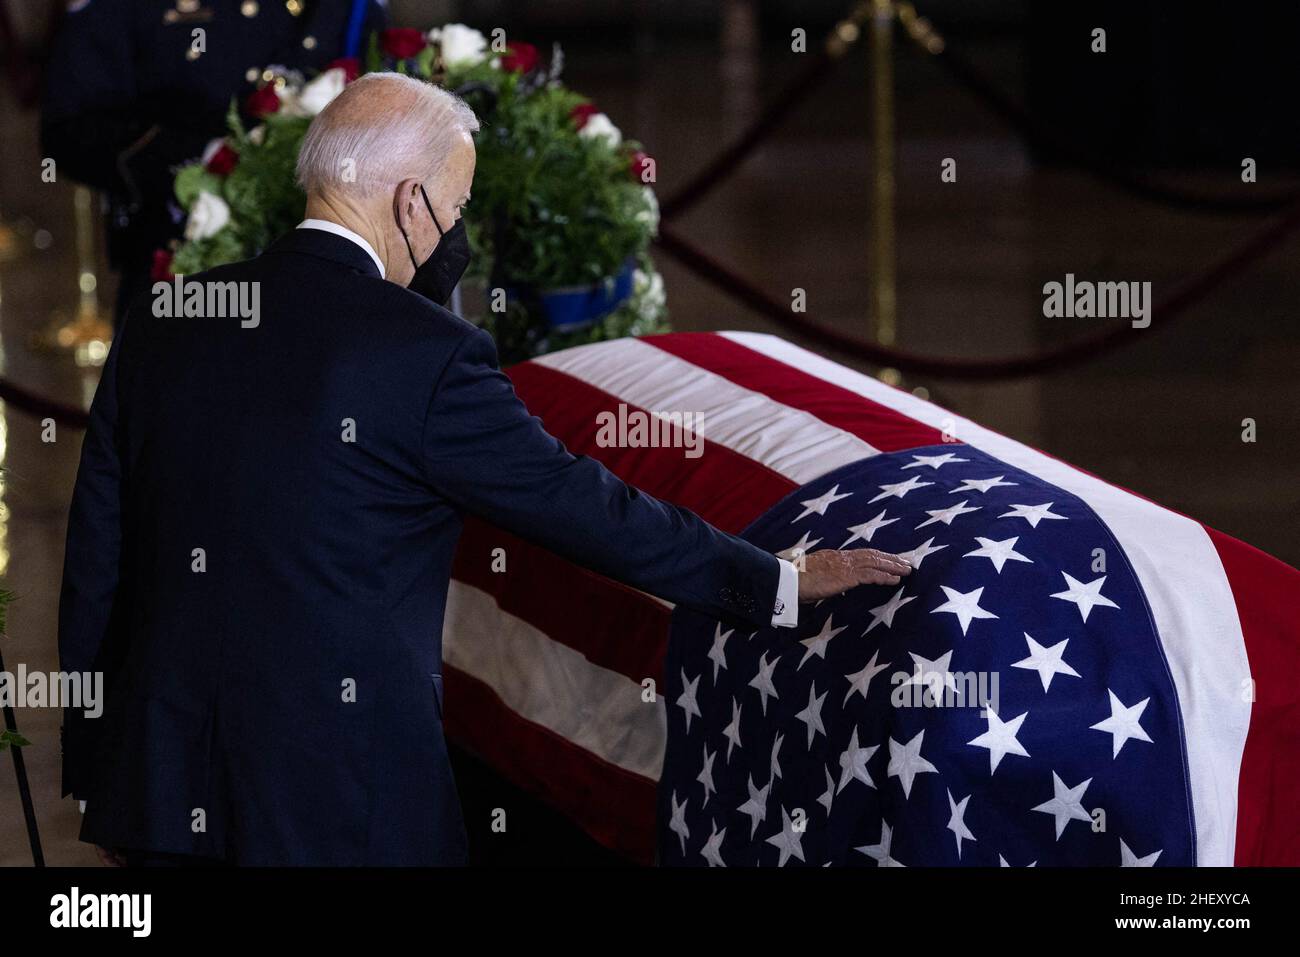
[[0, 217, 22, 264], [869, 0, 901, 387], [30, 186, 113, 366]]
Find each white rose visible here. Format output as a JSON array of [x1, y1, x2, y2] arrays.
[[248, 125, 266, 146], [297, 67, 347, 116], [200, 137, 227, 167], [185, 190, 231, 241], [434, 23, 488, 67], [579, 112, 622, 147]]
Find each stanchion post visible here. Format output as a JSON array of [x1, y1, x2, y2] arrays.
[[869, 0, 901, 385], [30, 186, 113, 365]]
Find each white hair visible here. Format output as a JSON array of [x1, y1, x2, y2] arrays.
[[296, 72, 480, 198]]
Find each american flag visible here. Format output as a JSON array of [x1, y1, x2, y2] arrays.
[[442, 331, 1300, 866]]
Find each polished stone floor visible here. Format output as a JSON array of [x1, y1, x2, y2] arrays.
[[0, 30, 1295, 866]]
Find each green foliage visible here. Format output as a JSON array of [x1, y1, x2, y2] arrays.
[[168, 30, 668, 359], [453, 68, 655, 289], [0, 730, 31, 752], [0, 586, 13, 636]]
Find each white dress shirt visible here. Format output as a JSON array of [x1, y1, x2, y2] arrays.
[[297, 219, 385, 278], [297, 221, 799, 628], [772, 558, 800, 628]]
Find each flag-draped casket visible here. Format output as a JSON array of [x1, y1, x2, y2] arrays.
[[442, 332, 1299, 866]]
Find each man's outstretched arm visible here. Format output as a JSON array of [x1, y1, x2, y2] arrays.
[[422, 329, 910, 629]]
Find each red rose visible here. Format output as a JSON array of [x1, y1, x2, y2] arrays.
[[325, 57, 361, 83], [501, 41, 539, 74], [150, 249, 174, 283], [381, 28, 427, 59], [570, 102, 599, 130], [205, 143, 239, 176], [246, 84, 281, 118], [629, 149, 654, 183]]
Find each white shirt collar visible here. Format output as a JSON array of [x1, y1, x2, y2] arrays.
[[296, 219, 386, 279]]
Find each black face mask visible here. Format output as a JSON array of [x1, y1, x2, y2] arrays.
[[401, 185, 471, 308]]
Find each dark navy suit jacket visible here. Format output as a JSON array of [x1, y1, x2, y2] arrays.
[[58, 227, 781, 865]]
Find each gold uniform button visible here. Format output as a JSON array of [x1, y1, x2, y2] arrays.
[[241, 0, 258, 16], [186, 47, 201, 61], [302, 35, 317, 50], [178, 0, 199, 12], [287, 0, 304, 15], [245, 67, 259, 82]]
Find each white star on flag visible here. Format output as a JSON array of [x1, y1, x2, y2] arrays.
[[777, 529, 822, 560], [946, 790, 976, 859], [668, 790, 690, 853], [968, 706, 1030, 773], [841, 508, 899, 547], [999, 502, 1067, 528], [837, 726, 878, 793], [931, 585, 999, 636], [964, 535, 1032, 573], [855, 820, 904, 867], [799, 615, 847, 669], [1051, 572, 1119, 622], [676, 669, 701, 732], [950, 475, 1017, 494], [902, 452, 970, 470], [707, 623, 733, 681], [795, 683, 828, 748], [887, 730, 938, 798], [1120, 838, 1162, 867], [700, 821, 727, 867], [721, 697, 743, 760], [894, 536, 948, 569], [1012, 633, 1080, 691], [764, 807, 807, 866], [1090, 689, 1153, 757], [818, 766, 836, 815], [794, 484, 852, 521], [1033, 772, 1094, 840], [697, 744, 716, 806], [916, 499, 981, 530], [748, 652, 780, 716], [737, 774, 770, 838], [844, 649, 891, 703], [869, 474, 934, 503], [902, 649, 958, 703], [864, 586, 916, 634]]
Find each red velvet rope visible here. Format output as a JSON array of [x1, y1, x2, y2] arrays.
[[655, 199, 1300, 380]]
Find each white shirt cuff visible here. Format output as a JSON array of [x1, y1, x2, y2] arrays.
[[771, 558, 800, 628]]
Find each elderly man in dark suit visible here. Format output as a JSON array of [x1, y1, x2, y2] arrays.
[[58, 72, 912, 866]]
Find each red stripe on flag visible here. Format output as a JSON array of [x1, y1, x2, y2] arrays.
[[443, 663, 658, 864], [1208, 529, 1300, 866], [506, 361, 795, 534], [645, 333, 951, 453], [453, 518, 672, 681]]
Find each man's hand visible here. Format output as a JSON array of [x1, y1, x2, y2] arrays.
[[796, 548, 912, 602]]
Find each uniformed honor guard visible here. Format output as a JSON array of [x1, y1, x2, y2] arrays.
[[41, 0, 388, 324]]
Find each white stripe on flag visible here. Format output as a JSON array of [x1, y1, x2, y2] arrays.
[[534, 338, 880, 485], [722, 330, 1252, 866], [444, 581, 666, 780]]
